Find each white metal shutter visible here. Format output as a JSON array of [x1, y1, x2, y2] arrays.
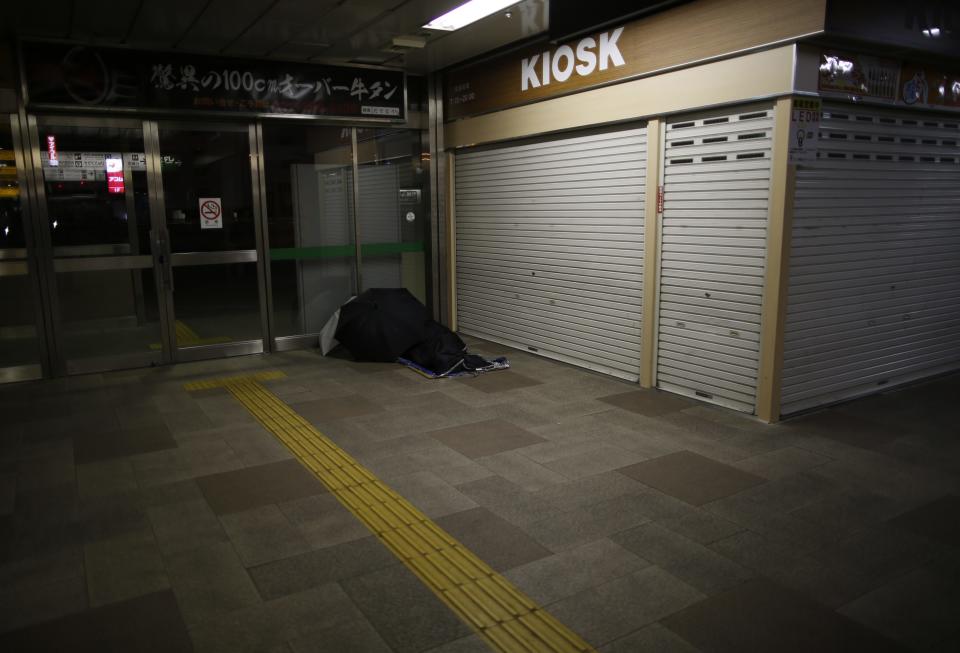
[[455, 126, 647, 381], [780, 104, 960, 415], [656, 106, 774, 412]]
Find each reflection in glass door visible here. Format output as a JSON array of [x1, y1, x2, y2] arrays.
[[0, 115, 44, 382], [31, 116, 164, 374], [154, 122, 266, 360]]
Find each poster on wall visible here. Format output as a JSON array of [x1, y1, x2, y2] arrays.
[[818, 50, 960, 112], [21, 42, 406, 120]]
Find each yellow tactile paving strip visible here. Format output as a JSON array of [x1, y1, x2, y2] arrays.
[[186, 371, 596, 653]]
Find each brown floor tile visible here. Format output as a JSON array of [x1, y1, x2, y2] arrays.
[[0, 589, 192, 652], [599, 390, 697, 417], [427, 419, 547, 459], [436, 507, 551, 571], [196, 459, 326, 515], [663, 578, 905, 653], [460, 370, 542, 393], [295, 395, 384, 421], [618, 451, 765, 506], [888, 495, 960, 547], [74, 425, 177, 464]]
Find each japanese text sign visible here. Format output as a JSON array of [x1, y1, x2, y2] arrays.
[[22, 43, 406, 120]]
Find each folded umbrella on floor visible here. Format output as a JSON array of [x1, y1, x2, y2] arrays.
[[334, 288, 429, 362]]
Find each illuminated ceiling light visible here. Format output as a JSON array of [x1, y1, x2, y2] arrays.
[[423, 0, 518, 31], [922, 27, 942, 37]]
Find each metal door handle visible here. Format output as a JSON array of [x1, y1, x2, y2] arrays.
[[152, 229, 174, 292]]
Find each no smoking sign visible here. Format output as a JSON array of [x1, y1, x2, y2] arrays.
[[198, 197, 223, 230]]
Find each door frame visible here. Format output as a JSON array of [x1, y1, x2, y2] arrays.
[[21, 113, 272, 375], [146, 119, 271, 364]]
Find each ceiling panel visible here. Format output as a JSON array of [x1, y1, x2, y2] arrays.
[[172, 0, 282, 53], [221, 0, 343, 57], [12, 1, 75, 41], [68, 0, 142, 43], [125, 0, 210, 49]]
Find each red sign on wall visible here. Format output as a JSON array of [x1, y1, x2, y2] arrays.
[[46, 135, 58, 167], [105, 156, 124, 194]]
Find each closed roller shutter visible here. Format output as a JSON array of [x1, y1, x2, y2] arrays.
[[455, 126, 647, 381], [780, 104, 960, 415], [656, 105, 774, 412]]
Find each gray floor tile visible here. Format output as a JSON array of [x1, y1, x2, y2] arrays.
[[839, 565, 960, 650], [188, 583, 365, 653], [83, 526, 169, 608], [75, 459, 138, 499], [0, 589, 192, 652], [423, 634, 494, 652], [618, 451, 766, 506], [0, 570, 87, 633], [341, 563, 473, 653], [165, 542, 263, 626], [196, 459, 327, 515], [544, 444, 648, 480], [288, 617, 393, 653], [732, 446, 832, 480], [74, 425, 177, 464], [505, 538, 650, 605], [709, 530, 868, 608], [476, 450, 568, 491], [459, 370, 542, 393], [220, 504, 312, 567], [278, 493, 372, 549], [600, 623, 701, 653], [456, 475, 568, 527], [598, 389, 697, 416], [655, 507, 746, 545], [663, 578, 905, 653], [436, 506, 552, 571], [148, 498, 229, 556], [428, 419, 547, 459], [387, 471, 478, 519], [533, 471, 646, 511], [249, 536, 396, 601], [612, 522, 754, 595], [296, 394, 384, 421], [523, 493, 653, 552], [547, 565, 705, 647], [888, 494, 960, 547]]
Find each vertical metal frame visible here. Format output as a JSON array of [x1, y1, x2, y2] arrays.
[[350, 127, 362, 293], [143, 119, 177, 361], [427, 74, 446, 323], [21, 112, 65, 375], [249, 122, 272, 352], [8, 111, 53, 378], [639, 118, 663, 388]]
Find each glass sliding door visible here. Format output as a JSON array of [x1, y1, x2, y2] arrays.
[[154, 122, 266, 360], [31, 115, 164, 374], [260, 123, 356, 348], [355, 129, 428, 302], [0, 115, 43, 382]]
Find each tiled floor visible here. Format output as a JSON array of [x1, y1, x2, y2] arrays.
[[1, 337, 959, 652]]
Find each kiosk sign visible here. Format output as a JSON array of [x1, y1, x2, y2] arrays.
[[199, 197, 223, 230]]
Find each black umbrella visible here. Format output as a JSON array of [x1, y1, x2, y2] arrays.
[[334, 288, 429, 362]]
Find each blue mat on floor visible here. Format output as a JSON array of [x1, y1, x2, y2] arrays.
[[398, 356, 510, 379]]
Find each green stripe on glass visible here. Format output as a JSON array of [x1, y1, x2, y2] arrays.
[[270, 241, 425, 261]]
